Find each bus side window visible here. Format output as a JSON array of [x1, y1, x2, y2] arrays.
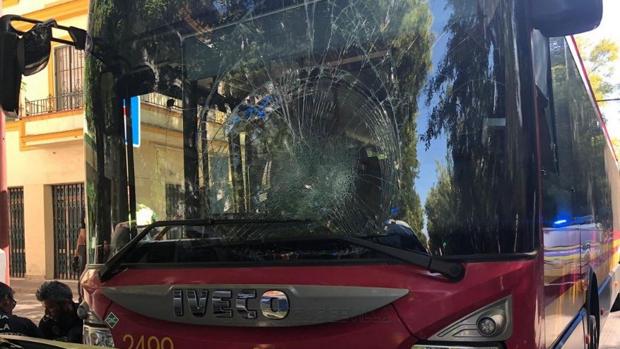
[[544, 37, 612, 229], [539, 85, 575, 227], [537, 34, 576, 228]]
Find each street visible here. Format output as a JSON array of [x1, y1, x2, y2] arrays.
[[601, 312, 620, 349]]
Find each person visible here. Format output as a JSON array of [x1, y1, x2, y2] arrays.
[[110, 221, 131, 257], [72, 215, 87, 302], [0, 282, 42, 337], [36, 281, 82, 343], [71, 219, 87, 276]]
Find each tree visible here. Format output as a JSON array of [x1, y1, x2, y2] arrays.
[[422, 0, 537, 254], [575, 37, 619, 101], [425, 163, 458, 255], [547, 37, 613, 231]]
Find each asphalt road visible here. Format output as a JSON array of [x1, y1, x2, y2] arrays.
[[600, 311, 620, 349]]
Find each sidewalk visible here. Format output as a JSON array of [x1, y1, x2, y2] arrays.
[[600, 312, 620, 348], [10, 279, 79, 322]]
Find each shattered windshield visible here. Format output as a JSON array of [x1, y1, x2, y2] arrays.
[[85, 0, 537, 264]]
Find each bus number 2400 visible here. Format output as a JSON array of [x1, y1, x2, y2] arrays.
[[122, 334, 174, 349]]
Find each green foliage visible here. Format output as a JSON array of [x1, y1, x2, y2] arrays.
[[144, 0, 169, 19], [424, 163, 458, 254], [422, 0, 535, 254], [399, 117, 427, 243], [387, 0, 433, 243], [546, 37, 613, 230], [576, 37, 619, 100]]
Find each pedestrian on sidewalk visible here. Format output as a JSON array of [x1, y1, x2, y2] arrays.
[[0, 282, 42, 338], [36, 281, 82, 343], [72, 213, 87, 302], [72, 215, 87, 277]]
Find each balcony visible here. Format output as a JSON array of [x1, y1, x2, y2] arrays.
[[21, 92, 84, 117], [141, 92, 183, 112], [140, 93, 221, 122]]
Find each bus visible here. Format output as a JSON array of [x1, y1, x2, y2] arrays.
[[2, 0, 620, 348]]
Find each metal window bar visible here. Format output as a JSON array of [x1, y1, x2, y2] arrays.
[[53, 183, 85, 280], [8, 187, 26, 278], [54, 45, 84, 111], [166, 183, 185, 220]]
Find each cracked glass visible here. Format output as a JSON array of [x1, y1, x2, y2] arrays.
[[85, 0, 537, 264]]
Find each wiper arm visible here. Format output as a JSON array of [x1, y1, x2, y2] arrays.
[[100, 219, 464, 282], [99, 219, 205, 281], [99, 218, 312, 281], [339, 236, 465, 281], [223, 235, 464, 281]]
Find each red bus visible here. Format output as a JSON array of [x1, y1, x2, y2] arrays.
[[3, 0, 619, 348]]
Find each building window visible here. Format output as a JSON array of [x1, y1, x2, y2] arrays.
[[54, 45, 84, 111], [166, 183, 185, 219]]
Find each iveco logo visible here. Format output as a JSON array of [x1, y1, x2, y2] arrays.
[[172, 288, 289, 320]]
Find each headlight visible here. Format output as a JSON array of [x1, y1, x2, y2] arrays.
[[79, 301, 115, 347], [412, 345, 501, 349], [83, 325, 115, 347], [428, 296, 512, 342]]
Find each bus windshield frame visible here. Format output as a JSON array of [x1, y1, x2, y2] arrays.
[[85, 0, 539, 265]]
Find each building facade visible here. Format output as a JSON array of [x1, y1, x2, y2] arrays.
[[2, 0, 89, 280], [2, 0, 203, 280]]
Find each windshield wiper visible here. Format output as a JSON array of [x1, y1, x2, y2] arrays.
[[99, 219, 465, 282], [338, 236, 464, 281], [224, 235, 464, 281], [99, 218, 311, 281]]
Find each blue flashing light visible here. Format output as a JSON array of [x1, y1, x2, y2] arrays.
[[390, 207, 400, 217], [553, 219, 567, 225]]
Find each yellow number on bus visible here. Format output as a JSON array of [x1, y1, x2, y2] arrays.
[[122, 335, 174, 349]]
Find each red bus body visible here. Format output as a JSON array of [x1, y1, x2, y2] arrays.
[[78, 2, 620, 348], [81, 231, 620, 348], [82, 261, 542, 348]]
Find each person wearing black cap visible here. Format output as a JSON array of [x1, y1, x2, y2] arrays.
[[0, 282, 42, 338]]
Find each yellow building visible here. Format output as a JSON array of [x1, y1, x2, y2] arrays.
[[1, 0, 230, 281], [2, 0, 89, 280]]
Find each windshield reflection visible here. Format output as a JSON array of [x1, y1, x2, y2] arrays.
[[85, 0, 536, 263]]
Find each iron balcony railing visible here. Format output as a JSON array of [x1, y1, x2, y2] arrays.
[[141, 93, 223, 122], [21, 91, 84, 116], [141, 92, 183, 112]]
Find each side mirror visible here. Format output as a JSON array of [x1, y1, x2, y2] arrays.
[[531, 0, 603, 37], [0, 30, 21, 114], [0, 15, 53, 114], [68, 26, 87, 50], [18, 19, 53, 75]]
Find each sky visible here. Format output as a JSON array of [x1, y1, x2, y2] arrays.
[[575, 0, 620, 139]]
